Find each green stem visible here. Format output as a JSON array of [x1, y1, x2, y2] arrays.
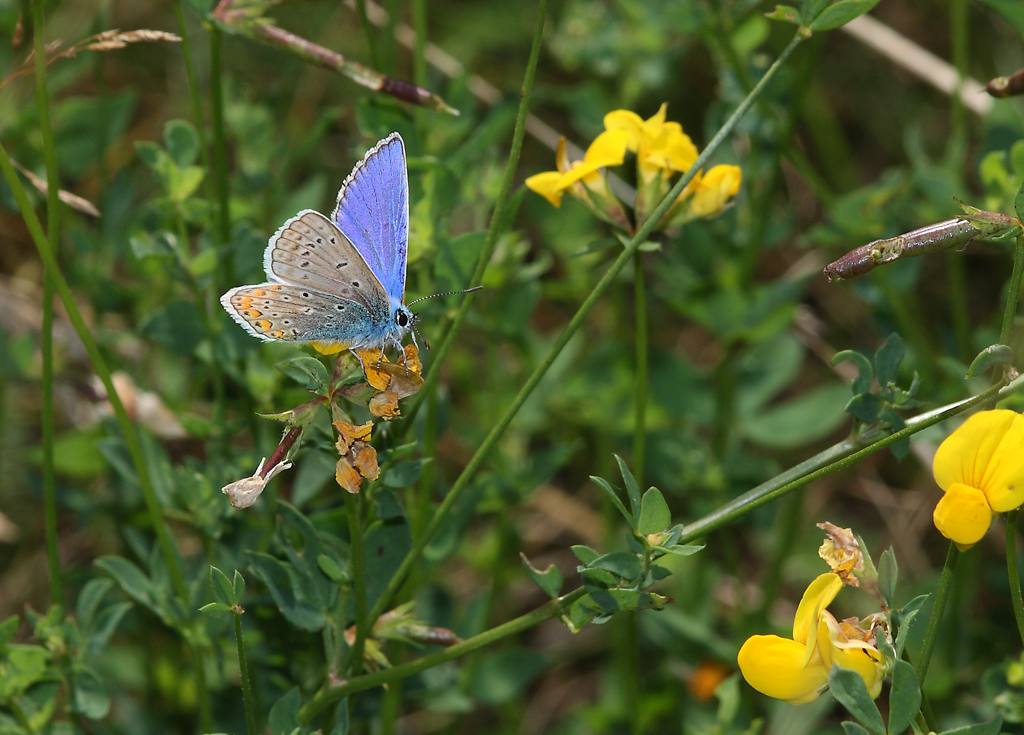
[[999, 235, 1024, 347], [412, 0, 427, 87], [191, 641, 214, 734], [368, 30, 805, 637], [171, 0, 214, 205], [915, 542, 959, 683], [0, 143, 187, 600], [398, 0, 548, 432], [678, 380, 1005, 544], [30, 0, 62, 611], [1006, 510, 1024, 646], [344, 491, 368, 675], [8, 698, 37, 735], [355, 0, 380, 70], [235, 611, 257, 735], [633, 251, 647, 487], [208, 27, 232, 282], [299, 588, 586, 722]]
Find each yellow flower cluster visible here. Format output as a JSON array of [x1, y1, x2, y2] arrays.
[[737, 573, 886, 704], [932, 409, 1024, 549], [526, 104, 742, 232]]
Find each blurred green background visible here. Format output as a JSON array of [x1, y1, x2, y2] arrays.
[[4, 0, 1024, 733]]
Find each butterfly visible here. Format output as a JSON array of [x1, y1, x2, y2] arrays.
[[221, 133, 476, 360]]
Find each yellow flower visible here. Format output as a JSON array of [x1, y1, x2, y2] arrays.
[[525, 130, 629, 207], [685, 165, 742, 217], [738, 573, 886, 704], [932, 409, 1024, 549], [604, 103, 698, 181]]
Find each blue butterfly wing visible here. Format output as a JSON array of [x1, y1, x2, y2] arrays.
[[332, 133, 409, 305]]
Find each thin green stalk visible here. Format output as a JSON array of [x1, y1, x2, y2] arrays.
[[0, 142, 188, 600], [8, 699, 36, 735], [191, 641, 214, 734], [1007, 510, 1024, 646], [999, 235, 1024, 346], [633, 251, 647, 487], [30, 0, 62, 611], [379, 641, 406, 735], [368, 31, 806, 633], [412, 0, 427, 87], [234, 611, 257, 735], [299, 588, 586, 721], [209, 27, 232, 281], [399, 0, 548, 432], [678, 380, 1005, 543], [172, 0, 214, 205], [344, 491, 368, 675], [915, 542, 959, 683], [355, 0, 380, 70]]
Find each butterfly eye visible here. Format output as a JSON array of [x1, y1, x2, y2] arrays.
[[397, 311, 409, 327]]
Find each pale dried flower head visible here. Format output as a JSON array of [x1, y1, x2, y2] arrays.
[[222, 457, 293, 509]]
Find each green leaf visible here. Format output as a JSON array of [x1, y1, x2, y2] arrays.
[[878, 547, 897, 606], [588, 551, 642, 582], [590, 476, 634, 526], [810, 0, 881, 30], [233, 570, 246, 602], [76, 578, 114, 631], [331, 700, 350, 735], [572, 236, 619, 257], [317, 554, 346, 583], [277, 356, 331, 395], [658, 543, 705, 556], [765, 4, 801, 23], [269, 687, 302, 735], [0, 615, 19, 648], [637, 487, 672, 535], [1017, 174, 1024, 222], [84, 602, 132, 655], [845, 392, 882, 423], [520, 553, 564, 598], [199, 602, 233, 619], [95, 556, 158, 612], [614, 455, 643, 521], [742, 383, 850, 449], [470, 648, 549, 705], [210, 566, 236, 606], [887, 660, 921, 735], [833, 350, 874, 394], [382, 459, 429, 488], [571, 545, 600, 565], [828, 666, 885, 735], [167, 165, 205, 202], [72, 666, 111, 719], [840, 723, 874, 735], [164, 119, 200, 168], [139, 301, 206, 354], [895, 594, 929, 657], [937, 719, 1003, 735], [966, 344, 1013, 378], [0, 645, 49, 699], [246, 551, 327, 631], [363, 521, 413, 610], [873, 333, 904, 387]]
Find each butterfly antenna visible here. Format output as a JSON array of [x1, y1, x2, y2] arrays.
[[407, 285, 483, 307]]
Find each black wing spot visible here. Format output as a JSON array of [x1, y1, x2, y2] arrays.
[[302, 274, 309, 280], [283, 319, 291, 325], [335, 261, 348, 269], [301, 261, 310, 267], [282, 295, 291, 301], [352, 281, 360, 288], [301, 250, 311, 256], [330, 237, 337, 244], [335, 305, 345, 311], [316, 237, 323, 244], [302, 292, 310, 297], [272, 313, 279, 317]]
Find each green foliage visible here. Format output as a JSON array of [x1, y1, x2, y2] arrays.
[[6, 0, 1024, 733]]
